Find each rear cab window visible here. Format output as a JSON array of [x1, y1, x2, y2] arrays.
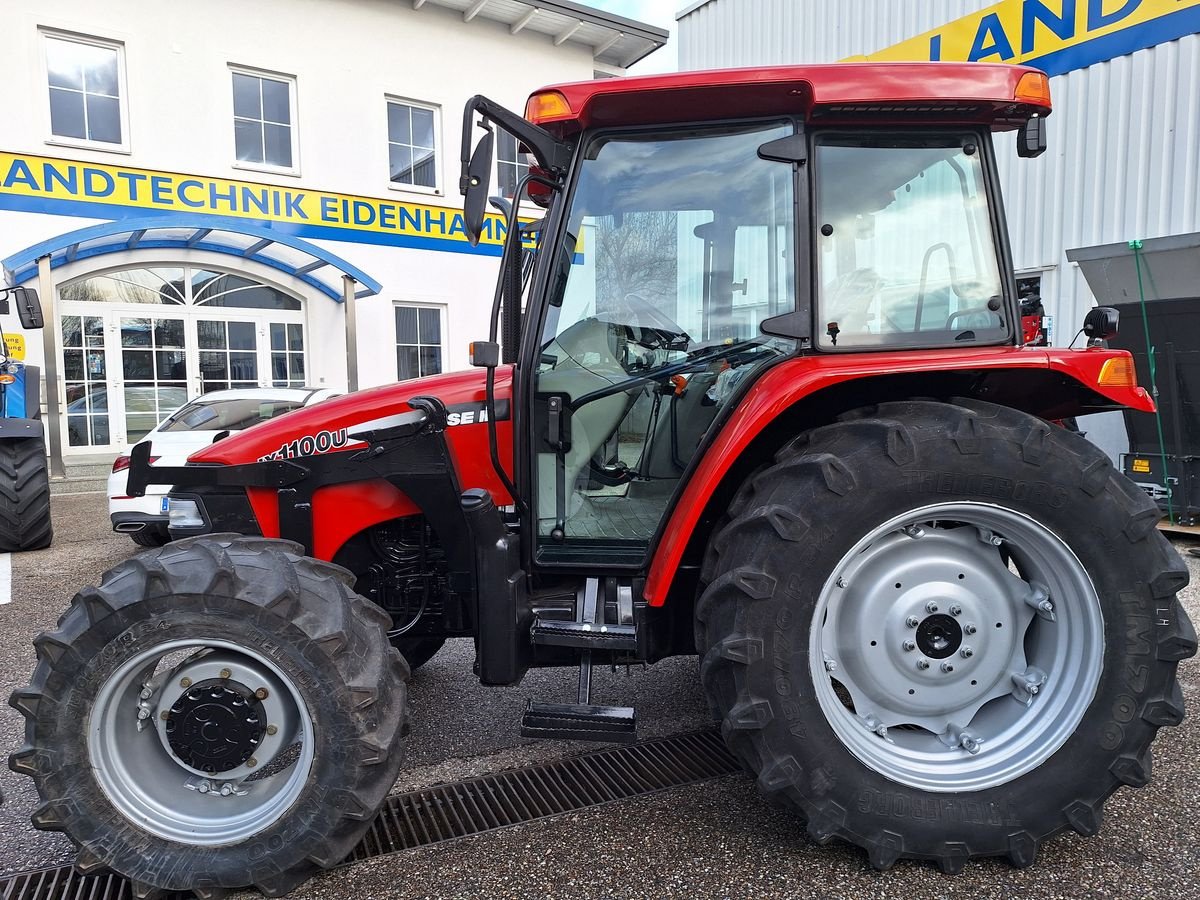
[[814, 132, 1008, 350]]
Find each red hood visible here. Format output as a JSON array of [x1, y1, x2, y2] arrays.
[[189, 367, 512, 465]]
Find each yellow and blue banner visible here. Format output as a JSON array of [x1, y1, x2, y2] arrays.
[[0, 151, 523, 257], [854, 0, 1200, 76]]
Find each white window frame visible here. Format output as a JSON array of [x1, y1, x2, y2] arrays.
[[385, 96, 442, 196], [393, 303, 446, 380], [229, 65, 300, 176], [40, 29, 130, 153], [496, 130, 531, 200]]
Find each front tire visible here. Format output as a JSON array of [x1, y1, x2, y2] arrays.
[[9, 535, 409, 897], [697, 400, 1195, 871]]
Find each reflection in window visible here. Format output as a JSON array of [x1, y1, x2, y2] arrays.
[[232, 70, 295, 169], [270, 322, 306, 386], [497, 131, 529, 199], [61, 267, 299, 309], [62, 315, 108, 446], [44, 33, 124, 145], [198, 320, 259, 393], [119, 316, 187, 441], [814, 135, 1005, 349], [387, 100, 437, 189], [395, 306, 442, 380]]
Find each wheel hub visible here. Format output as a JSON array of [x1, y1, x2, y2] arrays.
[[165, 679, 266, 774], [916, 614, 961, 659]]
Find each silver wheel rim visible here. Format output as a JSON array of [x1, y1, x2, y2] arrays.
[[89, 638, 315, 845], [809, 502, 1103, 793]]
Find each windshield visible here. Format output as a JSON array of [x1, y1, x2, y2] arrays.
[[814, 133, 1007, 349], [533, 121, 796, 562], [160, 397, 305, 433]]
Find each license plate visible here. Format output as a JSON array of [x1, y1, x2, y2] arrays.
[[160, 497, 170, 514]]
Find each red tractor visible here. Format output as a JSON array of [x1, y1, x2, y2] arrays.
[[10, 63, 1195, 897]]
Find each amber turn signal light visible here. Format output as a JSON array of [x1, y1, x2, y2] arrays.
[[1097, 356, 1136, 387]]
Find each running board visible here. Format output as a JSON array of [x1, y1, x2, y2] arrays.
[[531, 617, 637, 652], [520, 700, 637, 743]]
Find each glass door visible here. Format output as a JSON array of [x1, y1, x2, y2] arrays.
[[197, 318, 259, 392], [118, 315, 189, 443]]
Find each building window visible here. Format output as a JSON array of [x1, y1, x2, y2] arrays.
[[270, 323, 306, 387], [43, 32, 126, 149], [497, 131, 529, 199], [231, 68, 297, 171], [395, 306, 442, 380], [387, 100, 438, 190]]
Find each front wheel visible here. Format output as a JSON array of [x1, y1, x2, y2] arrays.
[[9, 535, 409, 897], [697, 400, 1196, 871]]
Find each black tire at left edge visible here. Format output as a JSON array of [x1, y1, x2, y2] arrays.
[[0, 434, 53, 552]]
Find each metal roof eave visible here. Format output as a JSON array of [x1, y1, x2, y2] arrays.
[[1, 214, 383, 301], [414, 0, 667, 69]]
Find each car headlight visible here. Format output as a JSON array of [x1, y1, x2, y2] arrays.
[[168, 499, 205, 529]]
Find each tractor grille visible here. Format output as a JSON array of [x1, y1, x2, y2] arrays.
[[0, 727, 739, 900]]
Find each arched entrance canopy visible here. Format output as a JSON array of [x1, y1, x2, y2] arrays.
[[2, 214, 382, 301]]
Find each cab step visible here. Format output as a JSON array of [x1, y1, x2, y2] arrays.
[[520, 700, 637, 743], [531, 617, 637, 651], [522, 577, 639, 744]]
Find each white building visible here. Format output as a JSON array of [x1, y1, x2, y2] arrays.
[[0, 0, 665, 471]]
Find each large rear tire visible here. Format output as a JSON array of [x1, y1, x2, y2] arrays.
[[9, 534, 409, 897], [697, 399, 1195, 871], [0, 434, 52, 552]]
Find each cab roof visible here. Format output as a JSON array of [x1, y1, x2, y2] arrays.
[[527, 62, 1051, 135]]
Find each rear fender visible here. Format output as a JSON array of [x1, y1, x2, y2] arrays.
[[643, 347, 1152, 607]]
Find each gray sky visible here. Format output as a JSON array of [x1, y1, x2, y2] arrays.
[[588, 0, 680, 73]]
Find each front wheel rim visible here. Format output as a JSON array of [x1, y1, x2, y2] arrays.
[[809, 502, 1104, 793], [89, 638, 315, 845]]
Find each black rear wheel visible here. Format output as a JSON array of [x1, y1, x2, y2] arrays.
[[697, 399, 1195, 871], [0, 433, 52, 552], [129, 526, 170, 547], [9, 535, 409, 897]]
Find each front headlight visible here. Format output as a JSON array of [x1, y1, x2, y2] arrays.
[[168, 499, 205, 529]]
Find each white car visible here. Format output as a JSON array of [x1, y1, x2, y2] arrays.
[[109, 387, 338, 546]]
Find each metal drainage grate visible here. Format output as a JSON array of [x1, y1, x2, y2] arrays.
[[0, 727, 739, 900]]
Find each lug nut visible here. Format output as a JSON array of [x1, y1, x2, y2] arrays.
[[941, 662, 955, 673], [160, 710, 169, 720], [925, 601, 939, 614], [949, 604, 962, 616], [835, 576, 847, 588], [180, 677, 192, 688], [960, 647, 974, 659], [246, 758, 257, 768], [255, 687, 269, 700], [266, 724, 278, 736], [219, 668, 232, 680], [916, 659, 930, 670], [906, 616, 920, 628], [902, 640, 916, 652], [964, 623, 977, 635]]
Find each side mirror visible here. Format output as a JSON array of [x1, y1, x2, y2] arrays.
[[462, 130, 495, 247], [1083, 306, 1119, 345], [1017, 115, 1047, 159], [0, 287, 44, 330]]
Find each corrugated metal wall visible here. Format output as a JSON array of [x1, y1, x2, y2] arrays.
[[678, 0, 1200, 341]]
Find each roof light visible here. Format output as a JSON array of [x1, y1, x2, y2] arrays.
[[525, 91, 573, 124], [1014, 72, 1051, 107]]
